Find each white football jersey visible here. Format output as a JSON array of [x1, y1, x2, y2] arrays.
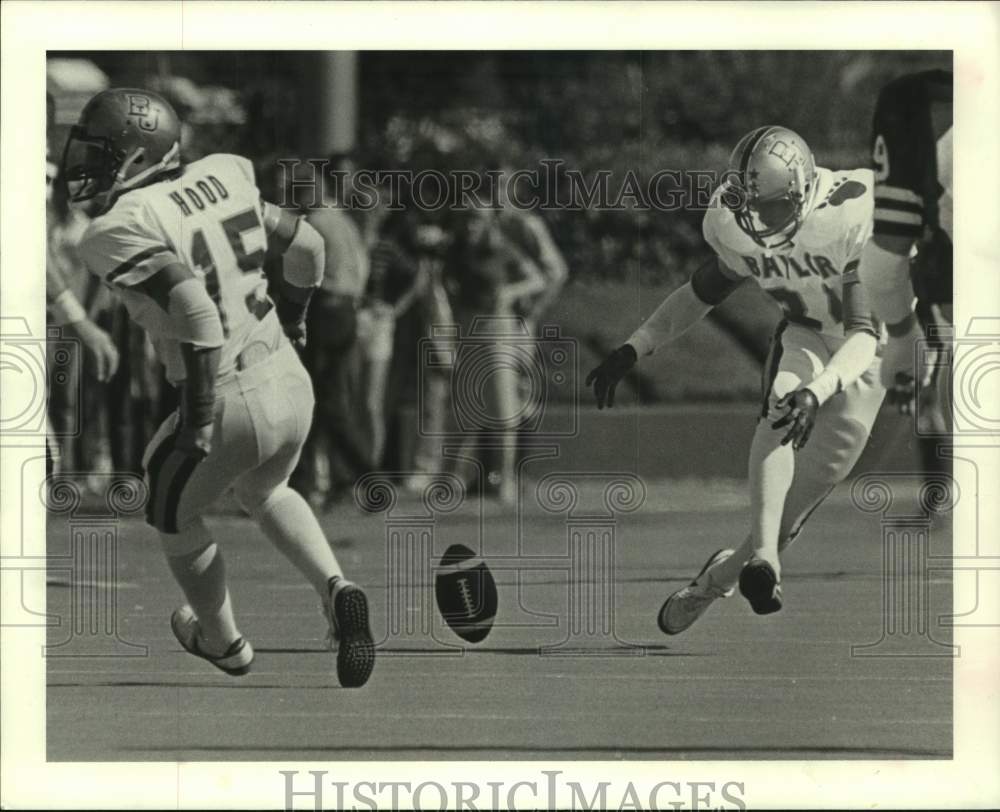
[[702, 167, 875, 340], [79, 154, 273, 383]]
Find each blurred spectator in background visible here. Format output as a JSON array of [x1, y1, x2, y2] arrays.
[[108, 305, 177, 476], [494, 167, 569, 433], [376, 218, 455, 486], [407, 223, 456, 488], [47, 149, 117, 483], [46, 143, 120, 479], [361, 203, 434, 471], [444, 205, 547, 503], [495, 166, 569, 334], [290, 153, 373, 508]]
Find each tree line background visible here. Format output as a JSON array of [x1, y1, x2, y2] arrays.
[[50, 50, 952, 402], [55, 50, 950, 285]]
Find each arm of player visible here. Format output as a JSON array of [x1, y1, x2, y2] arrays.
[[774, 275, 879, 450], [262, 201, 326, 347], [134, 263, 224, 458], [47, 252, 120, 382], [858, 233, 926, 392], [626, 258, 741, 356], [806, 272, 880, 404], [586, 257, 742, 409], [858, 233, 917, 325]]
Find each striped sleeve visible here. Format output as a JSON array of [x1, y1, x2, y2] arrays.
[[873, 184, 925, 239], [840, 202, 879, 336], [79, 216, 178, 288], [841, 273, 880, 338]]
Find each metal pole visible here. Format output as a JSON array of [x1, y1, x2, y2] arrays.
[[317, 51, 358, 155]]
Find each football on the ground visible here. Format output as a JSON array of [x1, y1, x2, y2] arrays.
[[434, 544, 498, 644]]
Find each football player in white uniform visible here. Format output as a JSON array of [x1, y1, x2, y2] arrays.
[[63, 88, 375, 686], [587, 126, 885, 629]]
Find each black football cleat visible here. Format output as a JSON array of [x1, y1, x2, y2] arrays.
[[739, 559, 783, 615], [327, 577, 375, 688]]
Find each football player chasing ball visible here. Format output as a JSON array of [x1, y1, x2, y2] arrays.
[[63, 88, 375, 686], [587, 126, 885, 630]]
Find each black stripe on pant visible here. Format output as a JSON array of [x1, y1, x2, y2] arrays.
[[144, 432, 176, 527], [760, 319, 789, 419], [160, 455, 201, 534]]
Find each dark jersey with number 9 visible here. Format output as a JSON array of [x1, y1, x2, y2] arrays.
[[870, 70, 952, 307], [871, 70, 952, 239]]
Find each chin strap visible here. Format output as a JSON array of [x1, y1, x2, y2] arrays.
[[94, 141, 182, 214], [114, 141, 181, 194]]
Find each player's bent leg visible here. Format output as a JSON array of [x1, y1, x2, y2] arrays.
[[747, 416, 795, 582], [238, 482, 343, 598], [743, 430, 788, 617], [777, 478, 836, 556], [159, 519, 252, 675], [236, 479, 375, 687], [761, 380, 883, 611], [777, 411, 875, 554], [235, 358, 343, 600], [143, 390, 258, 672], [658, 547, 737, 635], [748, 324, 827, 581], [742, 325, 833, 614], [235, 357, 375, 686]]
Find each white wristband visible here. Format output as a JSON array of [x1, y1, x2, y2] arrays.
[[806, 369, 842, 406], [49, 289, 87, 326]]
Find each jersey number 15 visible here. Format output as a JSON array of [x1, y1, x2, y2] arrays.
[[189, 208, 266, 336]]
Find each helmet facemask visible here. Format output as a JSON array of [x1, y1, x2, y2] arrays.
[[62, 126, 180, 211], [723, 125, 818, 251], [730, 187, 806, 251], [61, 126, 119, 203]]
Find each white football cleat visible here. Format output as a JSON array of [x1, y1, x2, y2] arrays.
[[170, 605, 254, 676], [657, 548, 736, 635]]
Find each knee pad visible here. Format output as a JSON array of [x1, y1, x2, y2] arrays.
[[158, 515, 214, 558]]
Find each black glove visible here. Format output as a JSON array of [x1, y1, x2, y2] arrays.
[[585, 344, 637, 410], [772, 388, 819, 450], [276, 298, 309, 349], [885, 371, 917, 416]]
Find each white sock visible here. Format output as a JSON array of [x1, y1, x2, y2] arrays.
[[748, 419, 795, 580], [704, 535, 753, 592], [252, 485, 343, 600], [166, 542, 240, 654]]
